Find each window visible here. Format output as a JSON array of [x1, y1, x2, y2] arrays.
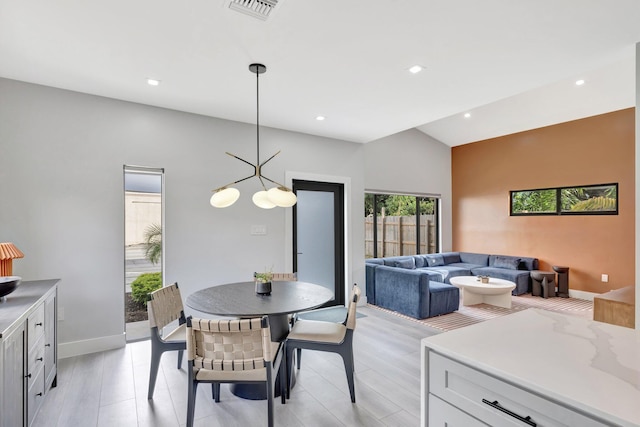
[[365, 193, 439, 258], [511, 183, 618, 216]]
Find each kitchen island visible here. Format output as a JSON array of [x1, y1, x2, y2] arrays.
[[421, 308, 640, 426]]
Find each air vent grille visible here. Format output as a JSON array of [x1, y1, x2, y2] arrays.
[[228, 0, 279, 20]]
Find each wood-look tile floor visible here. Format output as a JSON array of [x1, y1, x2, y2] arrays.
[[33, 305, 440, 427]]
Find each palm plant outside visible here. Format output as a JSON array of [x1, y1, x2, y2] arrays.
[[144, 223, 162, 265]]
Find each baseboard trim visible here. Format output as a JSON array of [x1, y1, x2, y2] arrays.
[[59, 333, 126, 359], [569, 289, 598, 301]]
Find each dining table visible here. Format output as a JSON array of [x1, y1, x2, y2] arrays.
[[185, 280, 334, 399]]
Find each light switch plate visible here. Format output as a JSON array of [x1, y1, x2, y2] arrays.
[[251, 225, 267, 235]]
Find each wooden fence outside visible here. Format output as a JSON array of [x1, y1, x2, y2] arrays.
[[365, 214, 436, 258]]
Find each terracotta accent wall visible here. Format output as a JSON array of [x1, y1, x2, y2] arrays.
[[452, 108, 635, 294]]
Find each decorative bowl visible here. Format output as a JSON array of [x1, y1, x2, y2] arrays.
[[0, 276, 21, 299]]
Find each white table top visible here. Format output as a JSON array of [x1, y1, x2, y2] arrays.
[[422, 308, 640, 426], [449, 275, 515, 289]]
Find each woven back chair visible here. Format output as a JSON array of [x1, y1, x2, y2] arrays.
[[271, 272, 297, 281], [186, 316, 285, 427], [147, 283, 187, 399], [285, 284, 361, 402]]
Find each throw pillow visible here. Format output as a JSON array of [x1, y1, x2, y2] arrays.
[[394, 258, 416, 269], [414, 255, 427, 268], [494, 256, 521, 270], [426, 254, 445, 267]]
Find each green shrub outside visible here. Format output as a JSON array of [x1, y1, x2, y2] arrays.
[[131, 272, 162, 306]]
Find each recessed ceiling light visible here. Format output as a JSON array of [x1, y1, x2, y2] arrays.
[[408, 65, 423, 74], [464, 113, 471, 118], [575, 79, 585, 86], [147, 78, 160, 86], [316, 116, 326, 121]]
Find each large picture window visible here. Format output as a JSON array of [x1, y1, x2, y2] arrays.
[[365, 193, 439, 258], [511, 183, 618, 216]]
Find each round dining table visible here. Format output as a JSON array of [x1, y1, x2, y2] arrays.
[[185, 280, 334, 400]]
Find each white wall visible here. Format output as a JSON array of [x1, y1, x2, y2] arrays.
[[0, 78, 365, 356], [363, 129, 453, 252]]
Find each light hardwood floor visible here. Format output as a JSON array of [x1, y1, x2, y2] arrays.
[[33, 305, 440, 427]]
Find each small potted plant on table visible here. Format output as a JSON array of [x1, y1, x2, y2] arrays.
[[254, 270, 273, 295]]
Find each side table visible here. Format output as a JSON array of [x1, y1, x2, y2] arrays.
[[530, 270, 556, 298], [552, 266, 570, 298]]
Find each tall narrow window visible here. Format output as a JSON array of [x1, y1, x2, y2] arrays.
[[365, 192, 439, 258], [124, 166, 164, 341]]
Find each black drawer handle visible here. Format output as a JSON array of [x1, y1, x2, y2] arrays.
[[25, 373, 31, 379], [35, 322, 43, 327], [37, 357, 43, 362], [45, 344, 51, 347], [36, 392, 43, 397], [482, 399, 537, 427]]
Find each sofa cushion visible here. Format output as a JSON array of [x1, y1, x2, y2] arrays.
[[393, 258, 416, 269], [413, 255, 427, 268], [441, 252, 461, 264], [459, 252, 489, 266], [493, 256, 521, 270], [426, 254, 445, 267], [470, 266, 531, 295]]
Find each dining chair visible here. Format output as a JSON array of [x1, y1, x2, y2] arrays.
[[285, 283, 361, 402], [147, 282, 187, 400], [186, 316, 285, 427]]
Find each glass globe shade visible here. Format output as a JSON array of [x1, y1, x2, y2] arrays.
[[267, 187, 297, 207], [210, 187, 240, 208], [252, 190, 276, 209]]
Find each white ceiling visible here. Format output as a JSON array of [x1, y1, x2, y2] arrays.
[[1, 0, 639, 146]]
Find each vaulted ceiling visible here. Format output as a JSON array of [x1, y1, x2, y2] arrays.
[[1, 0, 639, 146]]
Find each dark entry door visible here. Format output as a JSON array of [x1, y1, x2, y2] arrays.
[[293, 180, 345, 306]]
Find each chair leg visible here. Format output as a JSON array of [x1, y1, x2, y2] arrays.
[[340, 350, 356, 403], [285, 344, 295, 399], [177, 349, 184, 369], [187, 381, 198, 427], [147, 347, 162, 400], [279, 358, 286, 404], [211, 383, 220, 402]]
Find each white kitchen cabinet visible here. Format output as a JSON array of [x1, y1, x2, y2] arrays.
[[0, 280, 58, 427], [421, 309, 640, 427]]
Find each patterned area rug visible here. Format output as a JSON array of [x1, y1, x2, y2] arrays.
[[368, 294, 593, 332]]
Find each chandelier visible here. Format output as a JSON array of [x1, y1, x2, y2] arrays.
[[210, 63, 297, 209]]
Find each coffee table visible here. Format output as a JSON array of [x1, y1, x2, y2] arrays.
[[449, 276, 516, 308]]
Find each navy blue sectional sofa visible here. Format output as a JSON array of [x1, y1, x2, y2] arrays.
[[365, 252, 538, 319]]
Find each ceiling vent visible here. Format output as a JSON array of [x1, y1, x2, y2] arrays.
[[227, 0, 280, 21]]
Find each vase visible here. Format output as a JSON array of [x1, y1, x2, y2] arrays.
[[255, 281, 272, 295]]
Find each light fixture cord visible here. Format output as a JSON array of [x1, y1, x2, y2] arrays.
[[256, 67, 260, 166]]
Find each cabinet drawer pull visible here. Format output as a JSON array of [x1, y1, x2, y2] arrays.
[[37, 357, 43, 362], [25, 373, 31, 379], [482, 399, 537, 426], [36, 392, 43, 397], [45, 343, 51, 347], [35, 322, 43, 326]]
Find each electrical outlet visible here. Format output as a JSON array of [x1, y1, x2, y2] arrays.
[[601, 274, 609, 283], [58, 307, 65, 321]]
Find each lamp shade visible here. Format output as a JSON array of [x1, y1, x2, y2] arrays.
[[267, 187, 297, 207], [0, 242, 24, 276], [210, 187, 240, 208], [252, 190, 276, 209]]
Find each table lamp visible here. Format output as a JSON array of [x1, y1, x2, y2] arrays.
[[0, 242, 24, 276]]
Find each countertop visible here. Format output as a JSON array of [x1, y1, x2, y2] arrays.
[[0, 279, 59, 338], [422, 308, 640, 426]]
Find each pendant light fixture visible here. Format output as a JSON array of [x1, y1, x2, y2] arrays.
[[210, 63, 297, 209]]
